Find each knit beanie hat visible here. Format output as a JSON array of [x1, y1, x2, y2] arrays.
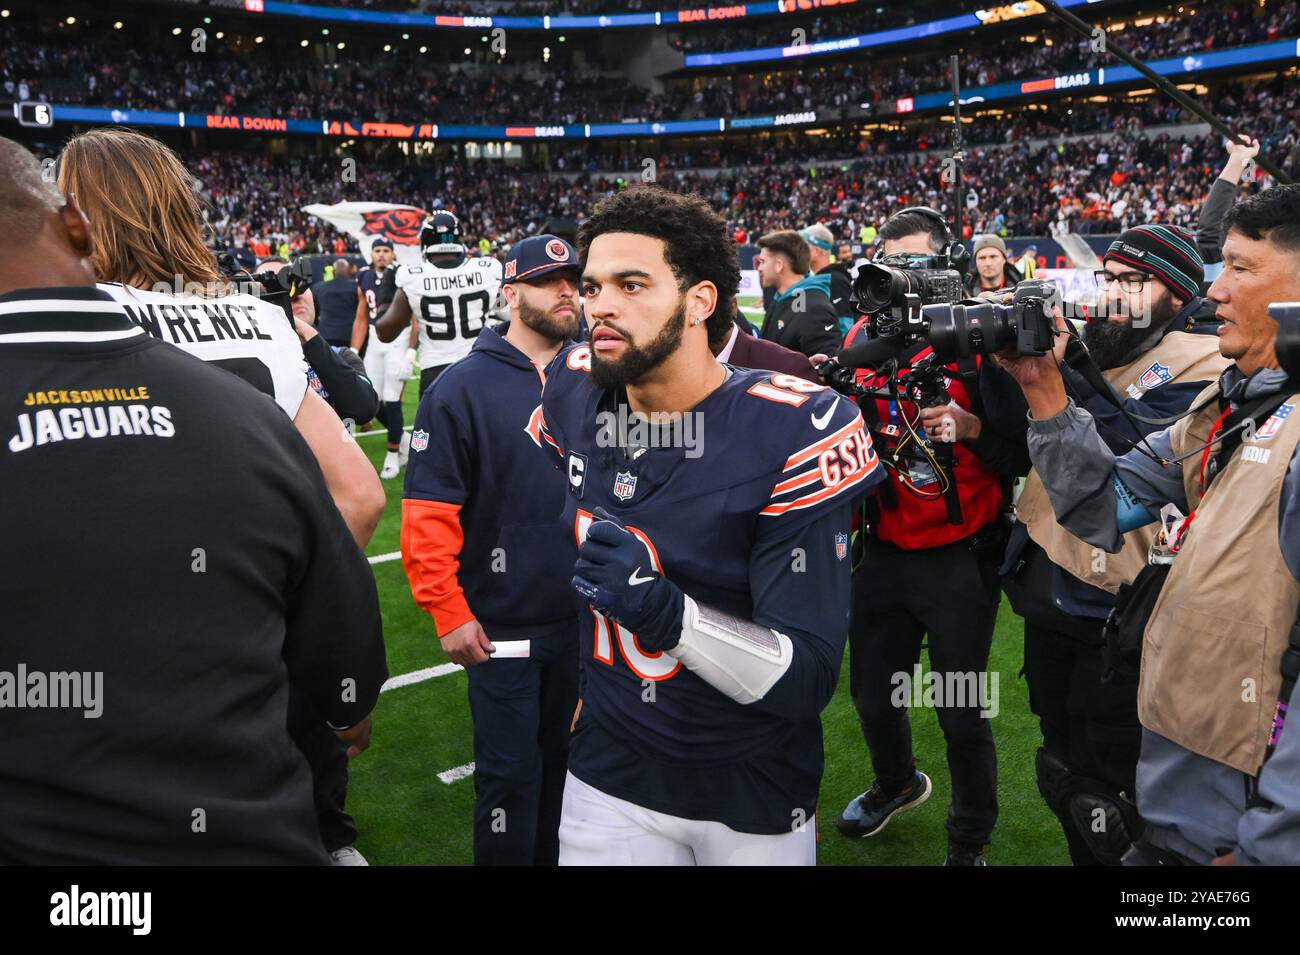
[[1104, 224, 1204, 301]]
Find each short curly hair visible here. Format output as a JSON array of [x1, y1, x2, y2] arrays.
[[578, 185, 740, 341]]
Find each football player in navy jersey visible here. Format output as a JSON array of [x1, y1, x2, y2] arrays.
[[533, 187, 885, 865], [356, 238, 415, 480]]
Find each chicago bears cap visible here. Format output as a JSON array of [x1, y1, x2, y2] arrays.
[[503, 234, 579, 284]]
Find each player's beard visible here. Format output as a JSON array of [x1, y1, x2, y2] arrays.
[[590, 300, 686, 390], [1083, 293, 1177, 370], [517, 295, 579, 343]]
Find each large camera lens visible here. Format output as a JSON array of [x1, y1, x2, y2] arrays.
[[852, 263, 918, 314], [923, 302, 1017, 360], [1270, 303, 1300, 385]]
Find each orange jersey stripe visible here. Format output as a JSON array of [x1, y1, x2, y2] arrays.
[[783, 415, 865, 471], [760, 453, 880, 516], [770, 468, 823, 497]]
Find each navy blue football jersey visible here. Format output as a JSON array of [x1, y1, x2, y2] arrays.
[[357, 266, 396, 323], [535, 344, 885, 833]]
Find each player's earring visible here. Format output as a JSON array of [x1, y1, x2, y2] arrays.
[[691, 314, 707, 326]]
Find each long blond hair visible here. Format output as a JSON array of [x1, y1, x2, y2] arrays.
[[57, 128, 229, 293]]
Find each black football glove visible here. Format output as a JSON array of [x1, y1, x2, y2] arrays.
[[571, 507, 684, 652]]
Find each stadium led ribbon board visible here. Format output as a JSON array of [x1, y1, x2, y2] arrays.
[[227, 0, 857, 30], [685, 0, 1108, 67], [24, 38, 1300, 141]]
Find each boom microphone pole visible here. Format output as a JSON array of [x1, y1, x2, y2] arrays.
[[950, 54, 966, 250], [1039, 0, 1291, 184]]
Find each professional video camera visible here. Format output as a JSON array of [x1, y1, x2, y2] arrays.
[[860, 279, 1062, 362], [852, 259, 967, 316]]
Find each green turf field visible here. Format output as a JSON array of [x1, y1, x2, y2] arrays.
[[346, 385, 1069, 866]]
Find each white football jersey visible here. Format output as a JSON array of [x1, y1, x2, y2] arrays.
[[99, 282, 309, 419], [395, 256, 504, 370]]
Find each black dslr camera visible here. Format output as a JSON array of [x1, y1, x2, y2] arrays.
[[918, 279, 1060, 361], [217, 252, 314, 320], [1271, 303, 1300, 384]]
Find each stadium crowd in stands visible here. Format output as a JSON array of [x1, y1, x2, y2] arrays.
[[191, 95, 1287, 259], [3, 2, 1294, 126]]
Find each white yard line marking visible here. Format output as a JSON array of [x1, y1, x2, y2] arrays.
[[367, 551, 402, 564], [381, 662, 463, 693], [438, 761, 475, 785], [356, 425, 414, 439]]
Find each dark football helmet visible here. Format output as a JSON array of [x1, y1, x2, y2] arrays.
[[419, 211, 464, 260]]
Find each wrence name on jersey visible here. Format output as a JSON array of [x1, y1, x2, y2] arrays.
[[120, 301, 274, 345]]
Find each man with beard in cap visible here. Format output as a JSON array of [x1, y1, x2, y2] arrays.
[[401, 235, 582, 865], [1000, 223, 1227, 865]]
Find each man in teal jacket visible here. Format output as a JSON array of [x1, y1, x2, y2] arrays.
[[755, 229, 843, 359]]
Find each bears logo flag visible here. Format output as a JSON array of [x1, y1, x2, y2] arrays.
[[301, 201, 430, 267]]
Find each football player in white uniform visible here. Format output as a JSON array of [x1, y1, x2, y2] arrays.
[[375, 211, 504, 396], [58, 128, 384, 546]]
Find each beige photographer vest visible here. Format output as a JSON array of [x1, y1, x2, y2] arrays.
[[1140, 382, 1300, 775], [1017, 332, 1228, 593]]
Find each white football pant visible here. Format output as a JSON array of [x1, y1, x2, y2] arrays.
[[558, 771, 816, 866], [364, 326, 406, 404]]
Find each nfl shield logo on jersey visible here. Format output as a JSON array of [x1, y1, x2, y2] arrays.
[[1138, 361, 1173, 391], [613, 470, 637, 501], [411, 429, 430, 452], [835, 532, 849, 561]]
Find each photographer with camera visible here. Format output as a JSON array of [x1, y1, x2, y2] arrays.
[[998, 184, 1300, 866], [258, 257, 380, 428], [830, 209, 1030, 865], [1002, 224, 1228, 866]]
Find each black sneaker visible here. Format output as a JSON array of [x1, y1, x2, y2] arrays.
[[943, 842, 988, 866], [836, 771, 933, 838]]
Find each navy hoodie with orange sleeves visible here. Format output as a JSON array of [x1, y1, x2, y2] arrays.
[[401, 324, 578, 641]]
